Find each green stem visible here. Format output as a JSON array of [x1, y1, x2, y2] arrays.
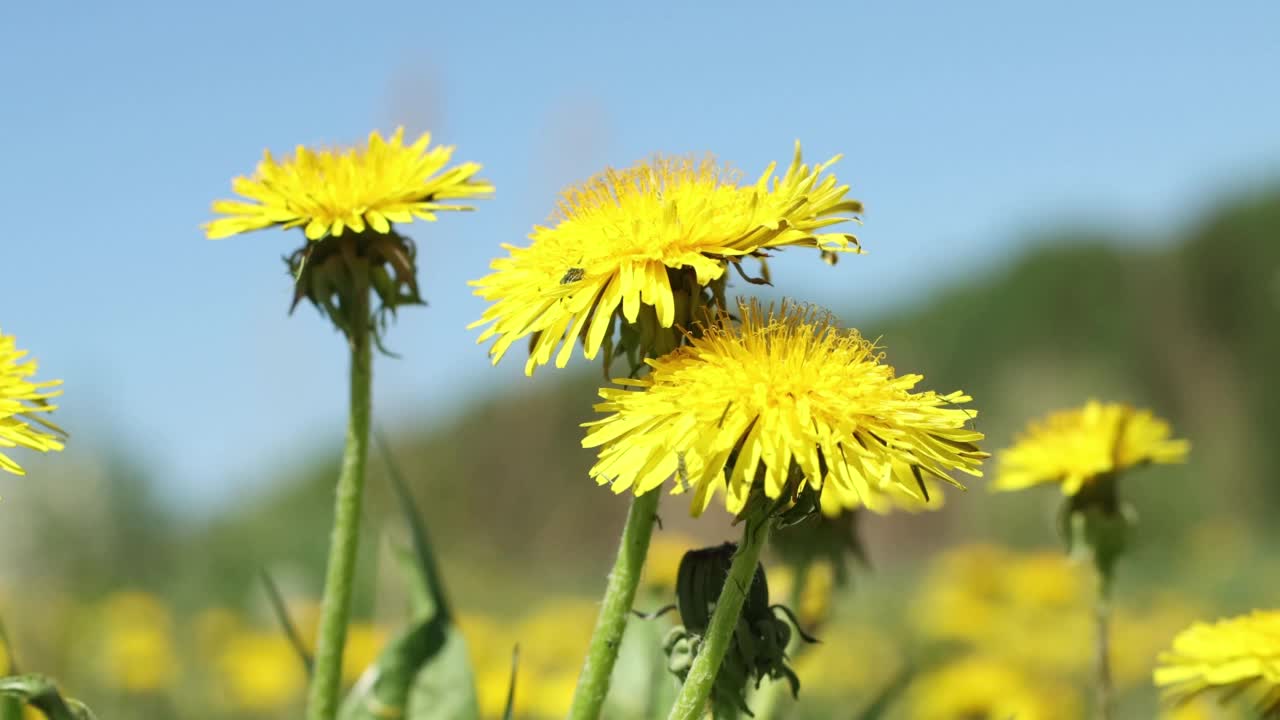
[[305, 295, 373, 720], [667, 515, 773, 720], [1094, 569, 1114, 720], [567, 489, 661, 720]]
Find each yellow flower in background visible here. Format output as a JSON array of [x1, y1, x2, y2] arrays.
[[510, 599, 596, 718], [94, 592, 178, 692], [457, 613, 511, 717], [1113, 595, 1204, 689], [796, 621, 902, 699], [0, 330, 65, 476], [461, 600, 596, 719], [342, 622, 389, 683], [768, 563, 836, 629], [215, 630, 307, 712], [470, 143, 863, 375], [994, 400, 1189, 495], [911, 545, 1093, 676], [583, 300, 985, 516], [898, 655, 1082, 720], [1155, 610, 1280, 714], [205, 127, 492, 241], [642, 532, 701, 593]]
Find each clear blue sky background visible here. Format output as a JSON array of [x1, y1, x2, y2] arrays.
[[2, 1, 1277, 512]]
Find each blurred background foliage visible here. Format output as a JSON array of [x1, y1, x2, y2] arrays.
[[2, 186, 1277, 719]]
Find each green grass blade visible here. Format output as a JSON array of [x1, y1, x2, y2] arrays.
[[260, 569, 314, 675]]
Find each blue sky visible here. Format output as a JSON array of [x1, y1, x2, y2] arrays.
[[2, 1, 1277, 511]]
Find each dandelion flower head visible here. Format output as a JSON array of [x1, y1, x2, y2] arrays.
[[995, 400, 1189, 495], [470, 143, 863, 375], [205, 127, 492, 242], [1155, 609, 1280, 715], [1, 329, 65, 476], [582, 300, 985, 516]]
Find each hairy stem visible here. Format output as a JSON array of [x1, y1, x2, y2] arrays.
[[667, 515, 772, 720], [567, 490, 661, 720], [305, 293, 373, 720]]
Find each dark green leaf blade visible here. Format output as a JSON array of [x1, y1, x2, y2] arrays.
[[0, 675, 97, 720]]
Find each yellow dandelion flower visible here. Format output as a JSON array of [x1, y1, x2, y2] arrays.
[[206, 127, 492, 242], [1, 330, 65, 476], [470, 143, 863, 375], [582, 300, 986, 516], [995, 400, 1189, 495], [1155, 610, 1280, 714], [899, 655, 1082, 720], [206, 128, 492, 334]]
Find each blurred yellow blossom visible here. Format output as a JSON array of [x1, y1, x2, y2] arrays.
[[796, 621, 902, 699], [511, 599, 596, 718], [767, 562, 836, 629], [342, 622, 389, 683], [898, 655, 1082, 720], [642, 532, 700, 594], [995, 400, 1189, 495], [460, 600, 596, 719], [92, 591, 178, 692], [457, 613, 512, 717], [911, 544, 1093, 676], [214, 630, 307, 712], [1113, 595, 1204, 690], [1155, 609, 1280, 715]]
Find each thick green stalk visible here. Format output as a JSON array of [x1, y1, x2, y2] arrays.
[[567, 489, 661, 720], [667, 517, 773, 720], [305, 296, 373, 720]]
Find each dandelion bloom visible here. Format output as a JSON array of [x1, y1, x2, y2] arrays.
[[205, 127, 492, 241], [1155, 610, 1280, 714], [1, 330, 65, 475], [582, 301, 986, 516], [470, 144, 863, 375], [994, 400, 1189, 495]]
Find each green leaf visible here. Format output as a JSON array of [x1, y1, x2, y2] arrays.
[[0, 616, 23, 720], [0, 675, 97, 720], [337, 431, 482, 720], [376, 430, 452, 621], [339, 612, 480, 720]]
